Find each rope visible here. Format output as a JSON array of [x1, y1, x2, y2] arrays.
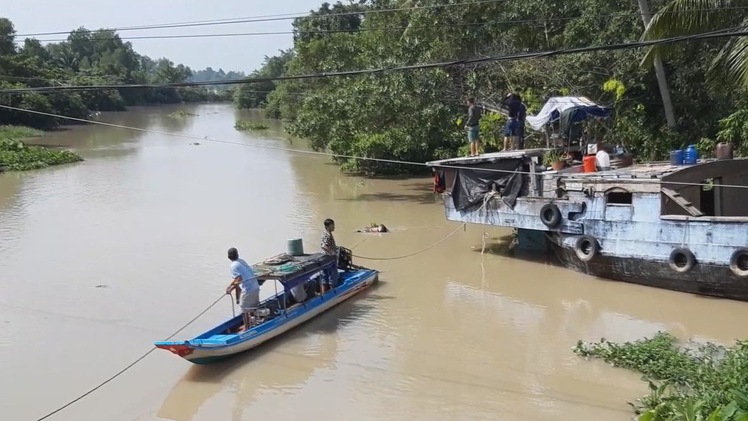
[[35, 294, 226, 421], [0, 104, 741, 191], [352, 222, 467, 261], [354, 192, 498, 261]]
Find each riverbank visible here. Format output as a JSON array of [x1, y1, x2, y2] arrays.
[[0, 125, 83, 171]]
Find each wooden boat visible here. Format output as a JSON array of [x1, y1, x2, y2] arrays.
[[154, 251, 379, 364]]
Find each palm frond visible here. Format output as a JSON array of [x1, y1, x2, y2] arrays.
[[711, 31, 748, 89], [640, 0, 743, 67]]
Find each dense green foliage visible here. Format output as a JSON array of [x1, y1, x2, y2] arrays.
[[0, 125, 82, 171], [233, 49, 294, 110], [236, 0, 748, 174], [0, 18, 236, 129], [574, 332, 748, 420]]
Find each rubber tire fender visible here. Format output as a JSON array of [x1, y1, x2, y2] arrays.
[[729, 248, 748, 277], [669, 248, 696, 273], [540, 203, 562, 228], [574, 235, 599, 263]]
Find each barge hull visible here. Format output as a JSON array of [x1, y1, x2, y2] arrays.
[[549, 241, 748, 301]]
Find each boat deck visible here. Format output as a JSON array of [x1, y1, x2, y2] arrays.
[[426, 149, 548, 167], [557, 161, 685, 180], [251, 252, 336, 283]]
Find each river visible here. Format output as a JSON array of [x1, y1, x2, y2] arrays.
[[2, 103, 748, 421]]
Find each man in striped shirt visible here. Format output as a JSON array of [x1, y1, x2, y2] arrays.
[[320, 218, 339, 292]]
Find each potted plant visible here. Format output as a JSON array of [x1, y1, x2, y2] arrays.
[[544, 150, 565, 171]]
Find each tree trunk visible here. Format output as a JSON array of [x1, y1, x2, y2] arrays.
[[637, 0, 677, 129]]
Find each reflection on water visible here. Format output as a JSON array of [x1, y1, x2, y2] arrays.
[[2, 103, 748, 421], [158, 305, 344, 421]]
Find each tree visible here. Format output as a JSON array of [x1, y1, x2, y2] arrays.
[[0, 17, 241, 128], [0, 18, 16, 57], [641, 0, 748, 90]]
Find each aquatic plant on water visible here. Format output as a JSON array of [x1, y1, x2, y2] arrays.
[[573, 332, 748, 420], [168, 110, 199, 117], [234, 121, 269, 131], [0, 126, 83, 171], [0, 125, 44, 139]]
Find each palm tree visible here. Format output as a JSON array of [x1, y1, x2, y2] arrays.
[[637, 0, 677, 128], [641, 0, 748, 90]]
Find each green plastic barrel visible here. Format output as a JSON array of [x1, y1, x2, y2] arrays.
[[286, 238, 304, 256]]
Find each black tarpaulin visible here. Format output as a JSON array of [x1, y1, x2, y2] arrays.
[[450, 158, 526, 212]]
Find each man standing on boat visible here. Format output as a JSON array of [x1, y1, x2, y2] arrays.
[[464, 98, 482, 157], [320, 218, 340, 292], [502, 93, 523, 151], [226, 247, 260, 331]]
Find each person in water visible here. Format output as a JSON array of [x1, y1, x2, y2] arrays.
[[225, 247, 261, 331], [356, 224, 388, 233]]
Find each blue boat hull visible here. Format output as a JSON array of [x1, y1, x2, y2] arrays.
[[155, 268, 379, 364]]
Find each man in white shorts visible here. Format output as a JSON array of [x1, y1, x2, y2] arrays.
[[225, 247, 261, 331]]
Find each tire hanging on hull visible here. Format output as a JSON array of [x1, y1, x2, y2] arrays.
[[540, 203, 562, 228], [669, 248, 696, 273], [574, 235, 599, 262], [729, 248, 748, 277]]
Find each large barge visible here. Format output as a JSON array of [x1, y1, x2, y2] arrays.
[[427, 149, 748, 301]]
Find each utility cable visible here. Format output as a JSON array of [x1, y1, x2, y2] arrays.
[[22, 7, 748, 44], [16, 0, 508, 37], [0, 103, 745, 191], [0, 75, 720, 109], [2, 26, 746, 95], [16, 4, 748, 38]]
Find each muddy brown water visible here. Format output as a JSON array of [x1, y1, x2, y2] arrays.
[[2, 103, 748, 421]]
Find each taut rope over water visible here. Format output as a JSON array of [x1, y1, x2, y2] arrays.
[[36, 294, 227, 421]]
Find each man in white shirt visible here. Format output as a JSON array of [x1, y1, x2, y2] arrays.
[[225, 247, 261, 331]]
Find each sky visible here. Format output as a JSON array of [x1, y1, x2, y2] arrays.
[[3, 0, 325, 73]]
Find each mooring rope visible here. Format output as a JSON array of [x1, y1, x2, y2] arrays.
[[36, 294, 227, 421], [353, 192, 497, 261]]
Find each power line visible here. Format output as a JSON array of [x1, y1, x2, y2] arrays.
[[17, 7, 748, 44], [0, 79, 705, 110], [0, 74, 706, 110], [15, 4, 748, 39], [0, 103, 745, 191], [1, 26, 746, 95], [14, 0, 506, 37]]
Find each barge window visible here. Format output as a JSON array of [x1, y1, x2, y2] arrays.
[[606, 191, 632, 205]]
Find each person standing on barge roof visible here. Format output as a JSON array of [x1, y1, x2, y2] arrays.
[[502, 93, 523, 151], [464, 97, 482, 157], [225, 247, 261, 332]]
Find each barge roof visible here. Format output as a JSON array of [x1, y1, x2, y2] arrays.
[[428, 150, 748, 184]]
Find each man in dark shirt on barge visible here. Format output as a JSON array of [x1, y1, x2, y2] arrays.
[[502, 93, 524, 151], [464, 98, 482, 157]]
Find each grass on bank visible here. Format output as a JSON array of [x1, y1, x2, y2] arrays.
[[573, 332, 748, 420], [234, 120, 269, 131], [0, 125, 83, 171]]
